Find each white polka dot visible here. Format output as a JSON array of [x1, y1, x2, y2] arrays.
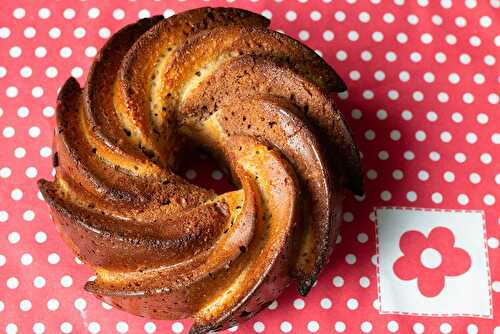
[[33, 276, 46, 288], [138, 9, 151, 19], [71, 67, 84, 78], [443, 171, 455, 182], [6, 86, 18, 98], [437, 92, 449, 103], [47, 298, 60, 311], [88, 322, 101, 334], [73, 27, 86, 39], [1, 167, 12, 178], [298, 30, 310, 41], [35, 231, 47, 243], [19, 299, 32, 311], [351, 109, 362, 119], [286, 10, 297, 21], [484, 54, 496, 66], [310, 10, 321, 21], [492, 134, 500, 145], [399, 71, 410, 82], [415, 130, 426, 141], [88, 7, 100, 19], [345, 254, 356, 264], [420, 33, 432, 44], [487, 237, 499, 248], [455, 152, 466, 163], [113, 8, 126, 20], [467, 324, 478, 334], [323, 30, 334, 41], [480, 16, 492, 28], [469, 35, 481, 47], [365, 130, 376, 140], [32, 86, 44, 98], [0, 67, 6, 78], [13, 7, 26, 19], [359, 11, 370, 23], [85, 46, 97, 57], [452, 112, 464, 123], [362, 90, 374, 99], [423, 72, 435, 83], [484, 194, 496, 206], [385, 51, 397, 62], [488, 93, 499, 105], [253, 321, 265, 333], [432, 14, 443, 25], [74, 298, 87, 311], [383, 12, 395, 23], [378, 151, 389, 160], [40, 146, 52, 157], [359, 276, 370, 288], [63, 8, 76, 20], [60, 275, 73, 287], [480, 153, 492, 164], [37, 8, 52, 19], [60, 46, 72, 58], [387, 89, 399, 100], [469, 173, 481, 184], [393, 169, 404, 180], [374, 70, 385, 81], [381, 191, 392, 201], [455, 16, 467, 27], [333, 276, 344, 287], [24, 26, 36, 39], [396, 32, 408, 43], [407, 191, 418, 202], [29, 126, 41, 138], [457, 194, 469, 205], [48, 253, 60, 264], [465, 0, 477, 7], [372, 31, 384, 42], [440, 131, 452, 143], [293, 298, 305, 310], [361, 321, 373, 333], [432, 192, 443, 204], [387, 321, 399, 333], [60, 322, 73, 333], [413, 322, 425, 334], [361, 50, 372, 61], [336, 50, 347, 61], [101, 302, 112, 310], [404, 151, 415, 160], [463, 92, 474, 104], [448, 73, 460, 84], [116, 321, 129, 333], [20, 66, 32, 77], [460, 53, 472, 64], [0, 210, 8, 222], [144, 322, 156, 333], [474, 73, 485, 84], [347, 298, 359, 310], [413, 91, 424, 102], [335, 322, 346, 333], [440, 323, 452, 334], [267, 300, 278, 310], [49, 27, 61, 39], [411, 52, 422, 63], [7, 276, 19, 289], [435, 52, 447, 63], [20, 252, 33, 265], [280, 321, 293, 333], [426, 111, 437, 122], [334, 11, 346, 22], [33, 322, 45, 334], [11, 189, 23, 201], [307, 321, 320, 333]]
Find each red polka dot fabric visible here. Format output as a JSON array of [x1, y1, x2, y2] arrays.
[[0, 1, 499, 333]]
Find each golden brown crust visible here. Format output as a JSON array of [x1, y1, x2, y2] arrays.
[[38, 7, 362, 333]]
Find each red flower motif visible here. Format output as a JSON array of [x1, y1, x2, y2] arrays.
[[393, 227, 471, 297]]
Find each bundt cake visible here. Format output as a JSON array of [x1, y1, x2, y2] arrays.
[[38, 7, 362, 333]]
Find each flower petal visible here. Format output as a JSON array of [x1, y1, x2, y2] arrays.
[[417, 270, 445, 297], [393, 255, 419, 281], [440, 246, 472, 277], [399, 230, 427, 256], [428, 227, 455, 250]]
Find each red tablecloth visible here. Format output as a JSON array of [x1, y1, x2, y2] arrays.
[[0, 1, 498, 333]]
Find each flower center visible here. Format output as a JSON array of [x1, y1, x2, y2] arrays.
[[420, 248, 442, 269]]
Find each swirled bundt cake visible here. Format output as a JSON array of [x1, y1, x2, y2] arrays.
[[38, 7, 362, 333]]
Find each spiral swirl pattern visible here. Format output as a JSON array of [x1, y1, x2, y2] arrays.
[[38, 7, 362, 333]]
